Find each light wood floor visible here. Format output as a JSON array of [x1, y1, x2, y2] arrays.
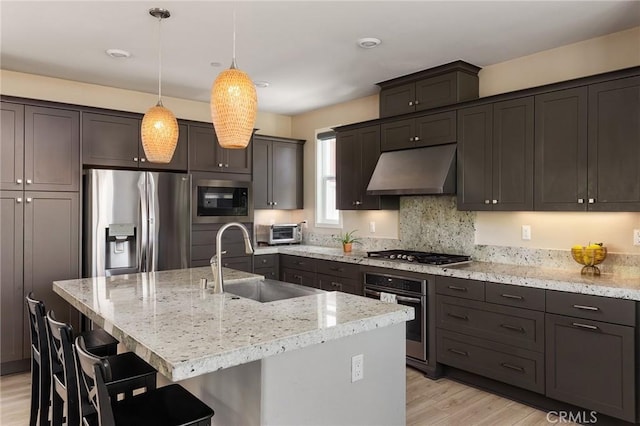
[[1, 367, 566, 425]]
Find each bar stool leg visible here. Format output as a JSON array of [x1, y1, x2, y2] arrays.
[[29, 360, 39, 426]]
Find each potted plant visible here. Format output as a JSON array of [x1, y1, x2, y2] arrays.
[[334, 230, 361, 253]]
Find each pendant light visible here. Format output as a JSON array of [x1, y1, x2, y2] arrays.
[[141, 8, 179, 164], [210, 11, 257, 149]]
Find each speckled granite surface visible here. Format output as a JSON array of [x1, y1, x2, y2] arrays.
[[258, 246, 640, 300], [53, 266, 413, 381]]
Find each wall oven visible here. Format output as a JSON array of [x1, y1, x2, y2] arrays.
[[193, 179, 253, 224], [364, 272, 427, 362]]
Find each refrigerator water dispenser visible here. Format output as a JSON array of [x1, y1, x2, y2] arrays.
[[105, 223, 137, 274]]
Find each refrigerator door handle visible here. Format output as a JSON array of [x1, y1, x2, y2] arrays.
[[139, 173, 148, 273], [147, 172, 158, 273]]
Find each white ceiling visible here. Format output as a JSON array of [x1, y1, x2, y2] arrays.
[[1, 1, 639, 116]]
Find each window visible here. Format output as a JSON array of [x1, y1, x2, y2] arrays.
[[316, 130, 340, 227]]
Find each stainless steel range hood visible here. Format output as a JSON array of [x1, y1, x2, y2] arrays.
[[366, 144, 456, 195]]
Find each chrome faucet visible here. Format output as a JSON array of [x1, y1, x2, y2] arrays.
[[210, 222, 254, 293]]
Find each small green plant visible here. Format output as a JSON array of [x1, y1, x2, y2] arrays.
[[333, 230, 362, 245]]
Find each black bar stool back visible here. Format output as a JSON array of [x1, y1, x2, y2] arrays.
[[26, 294, 51, 426], [76, 336, 214, 426]]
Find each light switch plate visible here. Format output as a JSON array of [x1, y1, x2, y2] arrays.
[[633, 229, 640, 246], [521, 225, 531, 241]]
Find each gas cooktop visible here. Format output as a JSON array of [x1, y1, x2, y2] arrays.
[[367, 250, 471, 266]]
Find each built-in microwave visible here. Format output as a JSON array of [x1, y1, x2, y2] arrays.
[[193, 179, 253, 224]]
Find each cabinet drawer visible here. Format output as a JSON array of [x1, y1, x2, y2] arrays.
[[254, 254, 277, 269], [280, 255, 317, 273], [436, 276, 484, 301], [316, 259, 360, 280], [437, 296, 544, 352], [546, 291, 635, 326], [317, 274, 361, 295], [280, 267, 319, 289], [437, 329, 544, 394], [485, 282, 545, 311]]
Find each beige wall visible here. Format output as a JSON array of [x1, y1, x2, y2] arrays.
[[0, 70, 292, 137], [290, 26, 640, 253]]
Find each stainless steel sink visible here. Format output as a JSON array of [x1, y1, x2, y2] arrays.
[[225, 279, 325, 303]]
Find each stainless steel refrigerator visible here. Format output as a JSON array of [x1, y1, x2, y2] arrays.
[[84, 169, 191, 277]]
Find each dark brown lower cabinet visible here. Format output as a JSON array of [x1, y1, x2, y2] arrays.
[[317, 274, 360, 295], [1, 191, 79, 375], [190, 223, 253, 271], [280, 268, 319, 289], [253, 254, 279, 280], [545, 313, 635, 422]]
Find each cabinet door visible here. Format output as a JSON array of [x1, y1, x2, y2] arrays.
[[252, 137, 272, 209], [457, 105, 493, 210], [82, 112, 140, 168], [358, 125, 383, 210], [545, 313, 635, 422], [1, 102, 25, 191], [1, 191, 25, 364], [379, 83, 415, 118], [220, 256, 252, 273], [415, 111, 457, 148], [588, 76, 640, 211], [280, 268, 318, 289], [534, 88, 588, 211], [272, 141, 303, 209], [24, 192, 79, 326], [188, 123, 222, 172], [222, 143, 252, 174], [492, 97, 534, 210], [380, 118, 414, 151], [415, 73, 457, 111], [140, 123, 188, 171], [336, 129, 359, 210], [25, 106, 80, 191]]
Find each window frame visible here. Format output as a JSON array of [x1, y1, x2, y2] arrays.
[[315, 128, 341, 228]]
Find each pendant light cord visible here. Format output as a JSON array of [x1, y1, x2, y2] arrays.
[[157, 14, 162, 104], [231, 9, 237, 69]]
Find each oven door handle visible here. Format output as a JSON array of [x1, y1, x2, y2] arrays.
[[365, 289, 421, 304]]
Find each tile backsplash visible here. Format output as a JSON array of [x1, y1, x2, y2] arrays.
[[303, 196, 640, 276]]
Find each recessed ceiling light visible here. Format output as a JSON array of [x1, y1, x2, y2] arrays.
[[105, 49, 131, 59], [357, 37, 381, 49], [254, 81, 270, 88], [210, 61, 222, 67]]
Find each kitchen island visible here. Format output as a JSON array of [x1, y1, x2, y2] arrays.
[[53, 267, 413, 426]]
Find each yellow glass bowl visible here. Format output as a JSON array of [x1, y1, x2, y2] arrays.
[[571, 246, 607, 275]]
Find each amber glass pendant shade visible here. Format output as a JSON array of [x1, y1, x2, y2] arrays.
[[210, 63, 257, 149], [141, 102, 178, 163]]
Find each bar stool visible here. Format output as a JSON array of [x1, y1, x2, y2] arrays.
[[46, 310, 158, 426], [26, 293, 118, 426], [76, 336, 215, 426]]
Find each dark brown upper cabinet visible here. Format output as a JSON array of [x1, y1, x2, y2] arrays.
[[336, 124, 398, 210], [535, 76, 640, 211], [457, 97, 534, 211], [83, 112, 187, 171], [188, 122, 251, 174], [378, 61, 480, 118], [380, 111, 456, 152], [2, 103, 80, 192], [587, 76, 640, 211], [253, 135, 304, 210]]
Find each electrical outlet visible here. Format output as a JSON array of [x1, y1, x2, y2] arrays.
[[369, 221, 376, 233], [521, 225, 531, 241], [351, 354, 364, 382], [634, 229, 640, 246]]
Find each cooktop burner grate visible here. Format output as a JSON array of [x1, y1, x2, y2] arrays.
[[367, 250, 471, 265]]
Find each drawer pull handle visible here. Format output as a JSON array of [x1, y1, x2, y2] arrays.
[[447, 285, 468, 292], [572, 304, 599, 311], [500, 324, 525, 333], [331, 267, 344, 272], [331, 281, 342, 289], [501, 363, 525, 373], [572, 322, 599, 331], [262, 259, 268, 264], [501, 293, 523, 300], [293, 274, 302, 280], [448, 348, 468, 357], [447, 313, 469, 321]]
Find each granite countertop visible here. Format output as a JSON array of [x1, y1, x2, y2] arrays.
[[256, 245, 640, 301], [53, 267, 413, 381]]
